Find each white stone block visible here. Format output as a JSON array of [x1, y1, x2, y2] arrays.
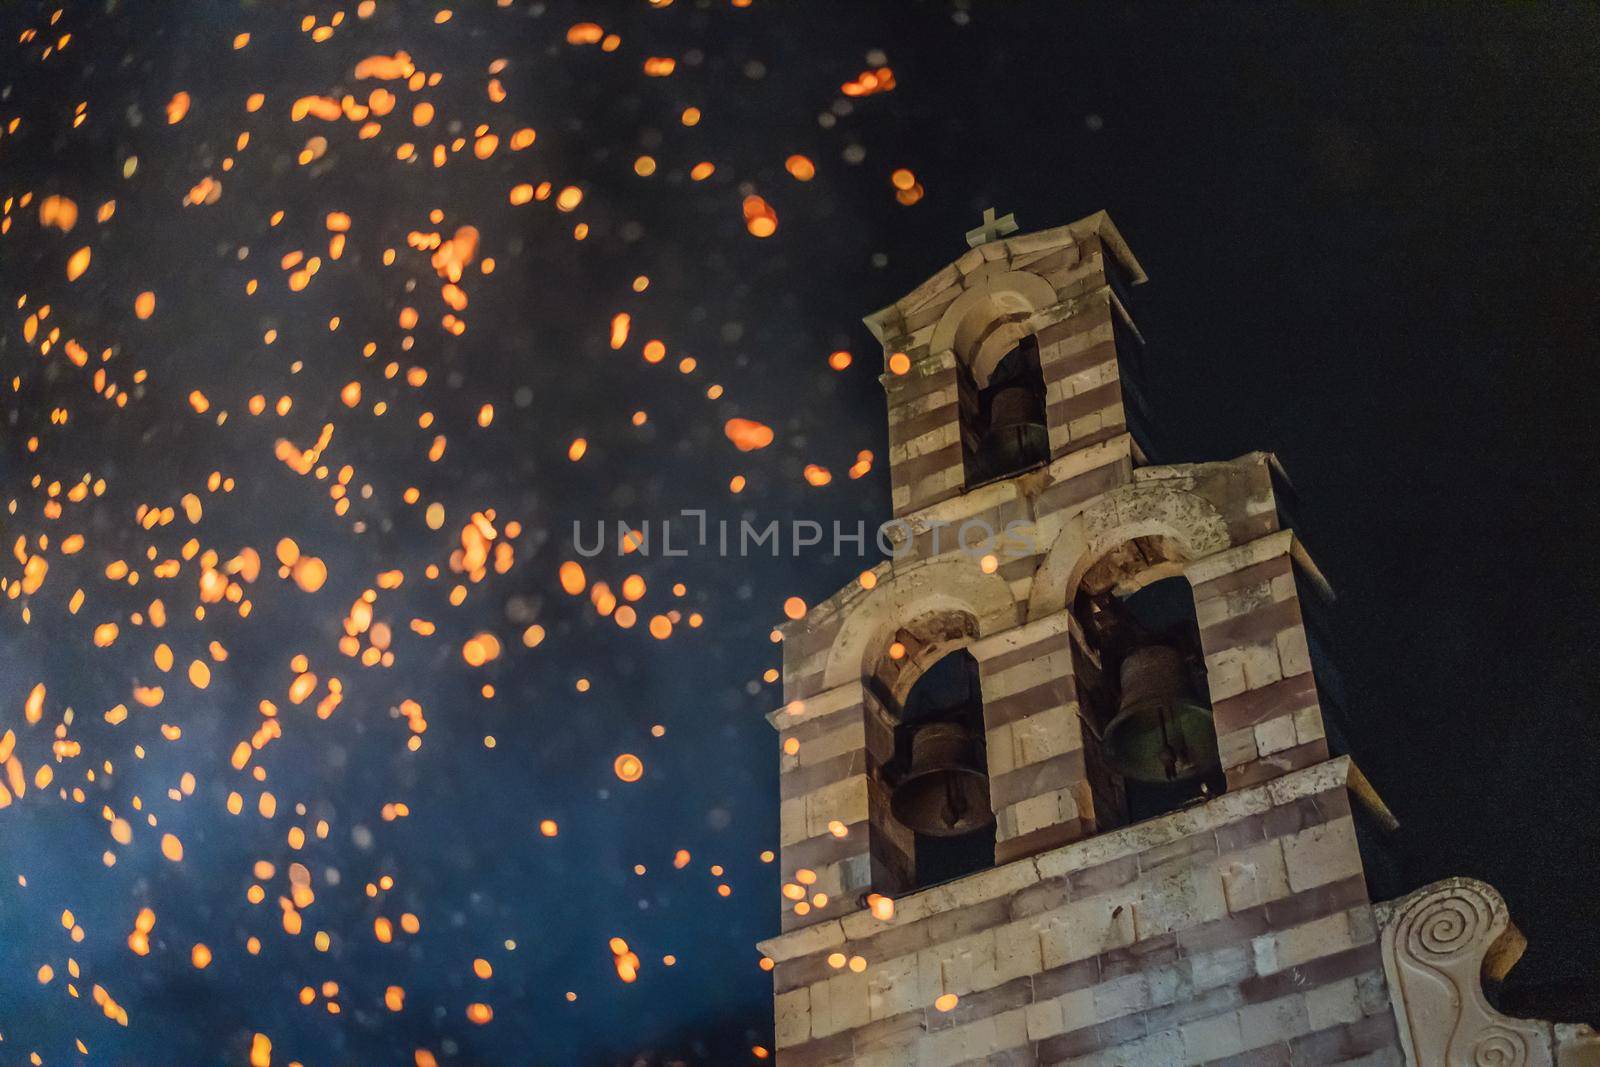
[[926, 1009, 1029, 1067], [1092, 972, 1152, 1024], [1240, 641, 1285, 690], [854, 1044, 922, 1067], [795, 719, 866, 767], [806, 776, 868, 838], [1062, 356, 1118, 398], [779, 796, 807, 846], [1255, 714, 1299, 757], [993, 918, 1045, 983], [1198, 580, 1272, 628], [1205, 648, 1249, 702], [984, 649, 1071, 700], [1252, 932, 1280, 977], [1219, 725, 1259, 769], [1026, 995, 1068, 1040], [1238, 992, 1311, 1048], [1138, 865, 1229, 935], [1219, 860, 1265, 916], [1041, 893, 1138, 969], [1096, 1028, 1186, 1067], [1057, 985, 1097, 1033], [1012, 787, 1080, 838], [1181, 1010, 1246, 1063], [823, 969, 870, 1035], [1012, 706, 1080, 767], [1356, 969, 1391, 1016], [1147, 960, 1189, 1008], [867, 951, 921, 1021], [1189, 944, 1254, 992], [1277, 625, 1312, 678], [1266, 756, 1349, 806], [1217, 839, 1292, 914], [1306, 976, 1364, 1030], [995, 1008, 1029, 1052], [775, 986, 811, 1047], [916, 932, 985, 1001], [1293, 704, 1326, 746], [1068, 410, 1105, 441], [1282, 816, 1362, 894]]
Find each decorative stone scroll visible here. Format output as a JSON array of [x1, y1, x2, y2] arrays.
[[1378, 878, 1561, 1067]]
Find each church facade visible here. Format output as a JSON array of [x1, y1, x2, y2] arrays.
[[758, 211, 1597, 1066]]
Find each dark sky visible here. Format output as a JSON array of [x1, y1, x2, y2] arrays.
[[0, 2, 1596, 1065]]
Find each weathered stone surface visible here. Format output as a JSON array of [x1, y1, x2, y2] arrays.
[[763, 214, 1567, 1064], [1376, 877, 1598, 1067], [763, 755, 1416, 1063]]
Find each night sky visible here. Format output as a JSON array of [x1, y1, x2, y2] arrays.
[[1, 2, 1597, 1065]]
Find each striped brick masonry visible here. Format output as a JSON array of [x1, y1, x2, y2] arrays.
[[1188, 530, 1329, 792], [867, 211, 1145, 518], [773, 682, 883, 933], [762, 759, 1407, 1066], [762, 210, 1593, 1064], [771, 449, 1303, 935], [971, 613, 1088, 865]]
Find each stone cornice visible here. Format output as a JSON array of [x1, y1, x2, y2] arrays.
[[757, 756, 1352, 962]]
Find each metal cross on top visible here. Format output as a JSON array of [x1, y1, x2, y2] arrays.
[[965, 206, 1019, 248]]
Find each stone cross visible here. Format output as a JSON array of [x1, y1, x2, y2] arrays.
[[965, 206, 1018, 248]]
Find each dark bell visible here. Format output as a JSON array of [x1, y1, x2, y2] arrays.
[[973, 386, 1048, 482], [1102, 644, 1221, 784], [890, 721, 994, 837]]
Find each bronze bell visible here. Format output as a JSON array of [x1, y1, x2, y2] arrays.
[[1101, 644, 1221, 784], [890, 721, 994, 837], [974, 386, 1049, 481]]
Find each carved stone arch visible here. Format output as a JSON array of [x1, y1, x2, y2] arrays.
[[874, 609, 980, 709], [1025, 483, 1232, 621], [929, 270, 1058, 389], [822, 556, 1019, 693]]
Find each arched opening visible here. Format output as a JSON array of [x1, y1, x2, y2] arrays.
[[1069, 540, 1225, 831], [960, 335, 1050, 488], [887, 649, 995, 887], [864, 611, 996, 893]]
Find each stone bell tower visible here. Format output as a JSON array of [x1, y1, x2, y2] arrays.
[[758, 210, 1598, 1066]]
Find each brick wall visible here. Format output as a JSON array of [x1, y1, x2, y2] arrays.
[[761, 759, 1404, 1066], [969, 612, 1089, 866], [1189, 532, 1330, 791], [770, 450, 1327, 935]]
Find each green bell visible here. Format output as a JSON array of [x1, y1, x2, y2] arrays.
[[1102, 644, 1220, 784]]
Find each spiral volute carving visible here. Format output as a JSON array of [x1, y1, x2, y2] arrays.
[[1470, 1024, 1530, 1067], [1398, 882, 1497, 965]]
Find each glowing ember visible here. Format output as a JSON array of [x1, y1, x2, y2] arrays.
[[613, 754, 644, 783], [0, 4, 916, 1060], [723, 418, 775, 452]]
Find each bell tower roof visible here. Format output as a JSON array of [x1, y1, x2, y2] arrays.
[[862, 209, 1147, 345]]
